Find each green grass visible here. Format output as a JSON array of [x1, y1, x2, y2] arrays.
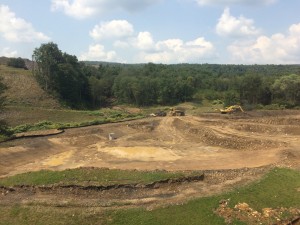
[[224, 167, 300, 209], [4, 106, 144, 127], [0, 168, 200, 187], [0, 206, 107, 225], [104, 167, 300, 225], [0, 64, 31, 75], [0, 168, 299, 225], [0, 107, 145, 136]]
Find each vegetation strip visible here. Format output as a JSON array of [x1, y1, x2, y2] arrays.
[[0, 168, 204, 187], [14, 129, 64, 138], [0, 115, 145, 143], [0, 174, 204, 193]]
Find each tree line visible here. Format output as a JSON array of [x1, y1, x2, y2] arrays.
[[32, 42, 300, 109]]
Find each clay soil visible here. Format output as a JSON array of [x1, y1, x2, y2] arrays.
[[0, 110, 300, 209]]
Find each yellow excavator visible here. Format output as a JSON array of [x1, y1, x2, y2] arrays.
[[220, 105, 244, 114]]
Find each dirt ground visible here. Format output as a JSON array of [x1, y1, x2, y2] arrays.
[[0, 110, 300, 209]]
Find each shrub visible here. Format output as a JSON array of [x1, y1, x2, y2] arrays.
[[7, 57, 26, 69]]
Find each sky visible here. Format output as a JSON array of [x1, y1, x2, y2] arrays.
[[0, 0, 299, 64]]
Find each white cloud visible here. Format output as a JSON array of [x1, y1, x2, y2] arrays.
[[90, 20, 134, 40], [51, 0, 161, 19], [134, 32, 155, 50], [216, 7, 260, 37], [86, 19, 215, 64], [113, 40, 130, 48], [228, 23, 300, 64], [0, 47, 18, 57], [140, 37, 215, 64], [0, 5, 50, 43], [79, 44, 117, 61], [196, 0, 276, 6]]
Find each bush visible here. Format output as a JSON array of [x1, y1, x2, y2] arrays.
[[223, 91, 240, 107], [0, 121, 13, 136], [7, 57, 26, 69], [212, 99, 223, 105], [263, 104, 286, 110]]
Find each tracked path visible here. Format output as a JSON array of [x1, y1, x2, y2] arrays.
[[0, 111, 299, 178]]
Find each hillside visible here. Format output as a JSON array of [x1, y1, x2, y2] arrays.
[[0, 64, 61, 109]]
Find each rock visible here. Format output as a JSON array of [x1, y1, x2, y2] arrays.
[[262, 208, 272, 217], [234, 202, 250, 211]]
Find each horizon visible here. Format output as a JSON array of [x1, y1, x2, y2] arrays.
[[2, 55, 300, 66]]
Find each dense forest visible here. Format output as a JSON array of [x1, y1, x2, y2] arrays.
[[23, 42, 300, 109]]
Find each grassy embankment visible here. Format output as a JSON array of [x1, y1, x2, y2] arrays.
[[0, 108, 144, 142], [0, 65, 145, 141], [0, 167, 201, 187], [0, 168, 299, 225]]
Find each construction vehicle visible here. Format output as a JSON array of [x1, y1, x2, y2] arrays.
[[220, 105, 244, 114], [169, 108, 185, 116], [149, 110, 167, 117]]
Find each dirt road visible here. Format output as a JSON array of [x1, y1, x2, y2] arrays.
[[1, 111, 299, 178]]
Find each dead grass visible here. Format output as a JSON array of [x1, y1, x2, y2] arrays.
[[0, 65, 60, 108]]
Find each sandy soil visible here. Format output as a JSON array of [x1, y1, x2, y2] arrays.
[[1, 111, 299, 178]]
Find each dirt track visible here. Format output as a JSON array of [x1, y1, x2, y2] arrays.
[[0, 111, 300, 178], [0, 110, 300, 209]]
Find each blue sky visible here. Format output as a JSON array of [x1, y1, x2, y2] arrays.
[[0, 0, 299, 64]]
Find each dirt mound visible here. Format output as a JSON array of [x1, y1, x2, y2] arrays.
[[172, 117, 284, 150], [216, 200, 300, 225], [127, 120, 159, 132], [14, 129, 64, 138]]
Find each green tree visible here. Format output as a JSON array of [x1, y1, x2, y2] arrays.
[[272, 74, 300, 106], [0, 79, 11, 138], [33, 43, 91, 108], [88, 76, 112, 107], [33, 42, 64, 91], [239, 74, 262, 105], [224, 90, 240, 107]]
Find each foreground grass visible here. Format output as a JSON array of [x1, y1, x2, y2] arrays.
[[0, 168, 299, 225], [104, 168, 300, 225], [0, 168, 200, 187]]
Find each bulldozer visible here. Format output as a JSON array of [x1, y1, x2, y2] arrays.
[[169, 108, 185, 116], [149, 110, 167, 117], [220, 105, 244, 114]]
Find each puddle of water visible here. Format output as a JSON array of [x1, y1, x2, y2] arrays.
[[97, 146, 181, 161]]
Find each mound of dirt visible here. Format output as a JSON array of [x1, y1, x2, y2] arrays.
[[14, 129, 64, 138], [216, 200, 300, 225], [173, 117, 285, 150]]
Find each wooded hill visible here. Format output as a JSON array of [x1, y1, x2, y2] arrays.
[[2, 42, 300, 109]]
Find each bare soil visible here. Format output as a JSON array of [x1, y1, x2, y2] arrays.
[[0, 110, 300, 209]]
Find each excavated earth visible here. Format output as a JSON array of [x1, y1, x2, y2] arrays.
[[0, 110, 300, 209]]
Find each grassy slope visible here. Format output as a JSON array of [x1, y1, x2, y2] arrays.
[[0, 168, 200, 186], [0, 65, 60, 109], [0, 65, 144, 135], [0, 168, 299, 225], [105, 168, 300, 225]]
